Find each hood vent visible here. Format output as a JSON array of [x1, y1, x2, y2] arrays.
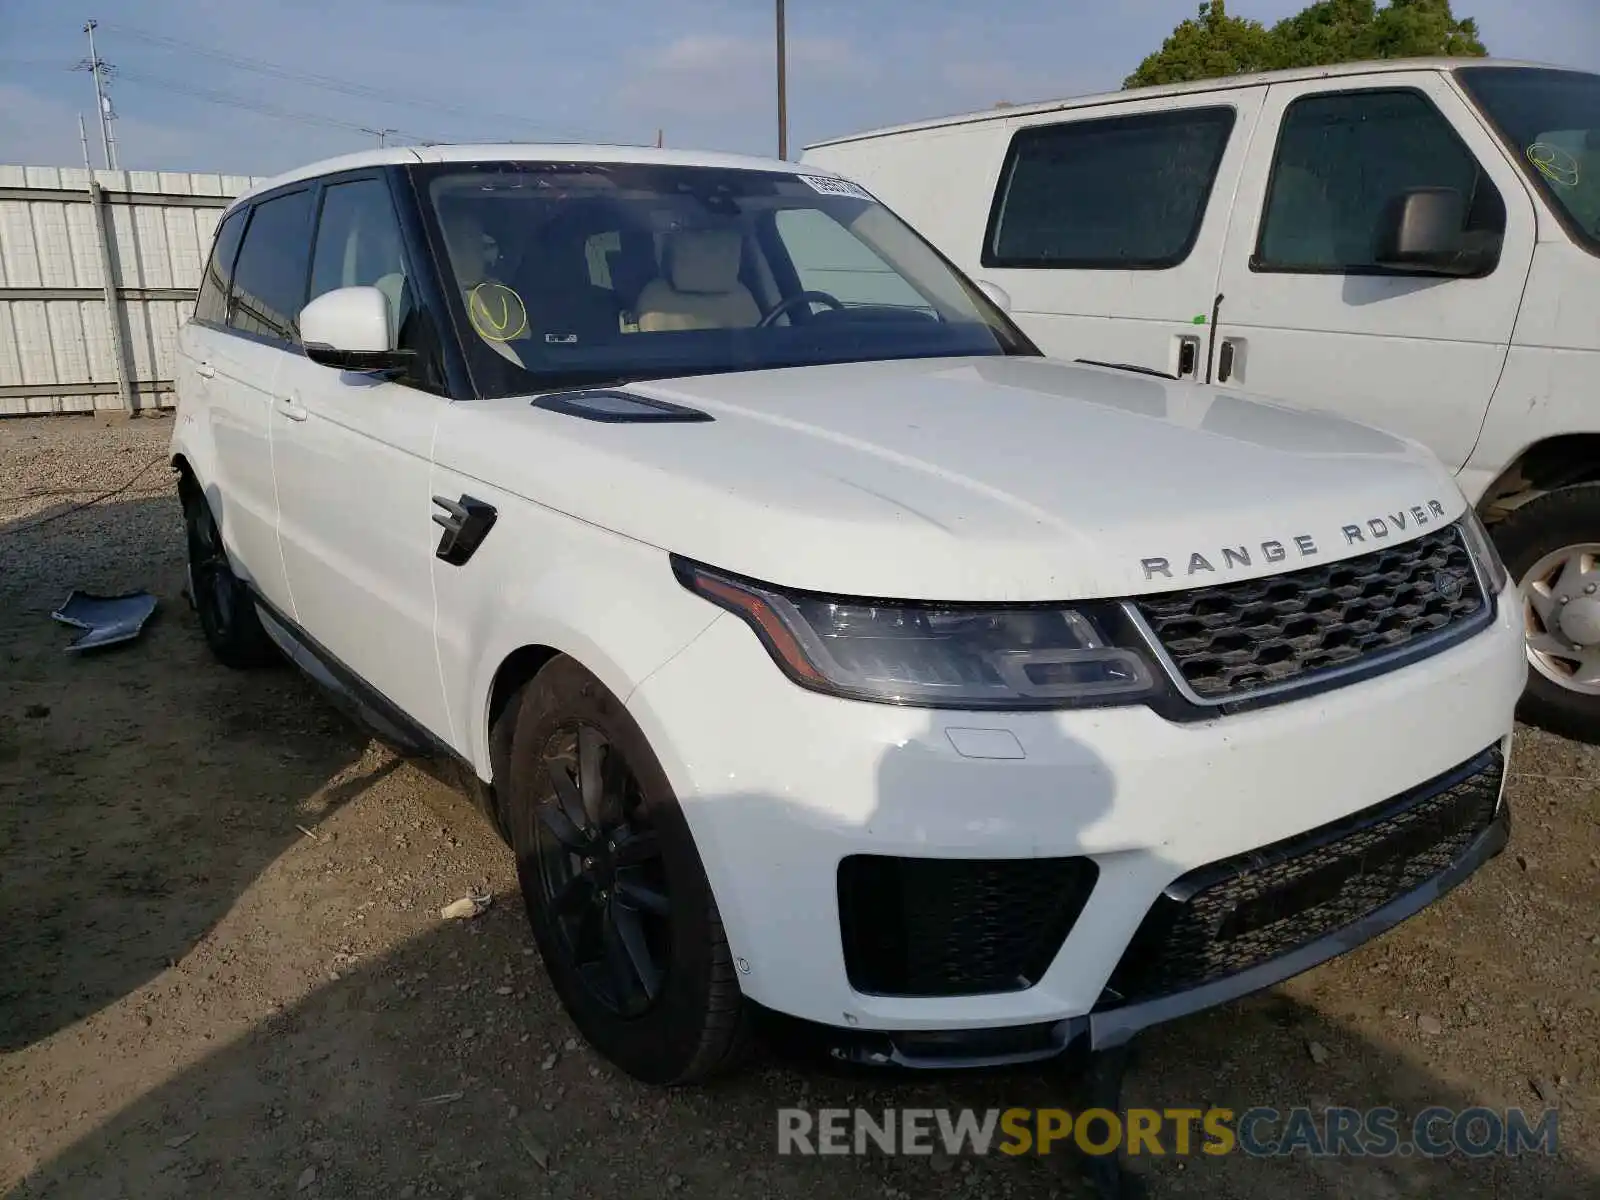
[[531, 389, 713, 424]]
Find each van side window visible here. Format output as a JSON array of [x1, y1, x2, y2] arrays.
[[228, 188, 316, 345], [1255, 89, 1506, 274], [194, 208, 245, 327], [984, 107, 1236, 270]]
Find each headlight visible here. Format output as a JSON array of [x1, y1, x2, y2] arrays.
[[1459, 507, 1510, 594], [672, 557, 1158, 709]]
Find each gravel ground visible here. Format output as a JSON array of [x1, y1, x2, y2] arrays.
[[1, 413, 1597, 1200]]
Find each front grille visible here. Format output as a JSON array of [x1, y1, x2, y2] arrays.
[[1134, 523, 1485, 702], [1105, 745, 1504, 1006], [838, 855, 1098, 997]]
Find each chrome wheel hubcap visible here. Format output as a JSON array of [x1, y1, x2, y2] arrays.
[[1519, 542, 1600, 696]]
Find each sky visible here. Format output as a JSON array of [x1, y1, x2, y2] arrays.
[[2, 0, 1597, 177]]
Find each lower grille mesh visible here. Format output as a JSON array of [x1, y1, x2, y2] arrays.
[[838, 855, 1098, 997], [1105, 745, 1505, 1006]]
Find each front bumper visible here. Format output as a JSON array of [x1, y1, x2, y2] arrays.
[[625, 579, 1525, 1047]]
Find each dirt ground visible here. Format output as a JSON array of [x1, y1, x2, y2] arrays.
[[2, 413, 1597, 1200]]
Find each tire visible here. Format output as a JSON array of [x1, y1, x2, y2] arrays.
[[1490, 483, 1600, 745], [498, 657, 753, 1085], [181, 483, 279, 669]]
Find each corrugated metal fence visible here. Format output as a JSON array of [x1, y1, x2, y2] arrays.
[[0, 164, 265, 416]]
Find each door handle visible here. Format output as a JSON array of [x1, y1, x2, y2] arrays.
[[277, 395, 309, 423], [1217, 339, 1237, 384], [195, 363, 216, 379], [1176, 335, 1201, 379]]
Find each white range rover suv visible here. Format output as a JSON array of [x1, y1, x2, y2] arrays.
[[171, 145, 1526, 1085]]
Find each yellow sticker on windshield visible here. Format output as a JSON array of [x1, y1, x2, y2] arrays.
[[1527, 142, 1580, 188], [467, 282, 528, 342]]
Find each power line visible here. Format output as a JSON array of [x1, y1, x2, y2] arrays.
[[97, 21, 617, 142], [112, 67, 437, 143]]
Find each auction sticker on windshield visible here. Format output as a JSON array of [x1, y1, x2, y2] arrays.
[[798, 174, 874, 201]]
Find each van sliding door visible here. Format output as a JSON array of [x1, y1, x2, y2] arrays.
[[975, 86, 1267, 380]]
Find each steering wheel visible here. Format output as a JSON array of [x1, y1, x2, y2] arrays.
[[757, 290, 845, 328]]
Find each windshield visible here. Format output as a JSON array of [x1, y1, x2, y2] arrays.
[[411, 160, 1034, 399], [1457, 66, 1600, 253]]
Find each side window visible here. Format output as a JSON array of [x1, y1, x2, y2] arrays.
[[774, 208, 934, 312], [1255, 89, 1506, 273], [194, 208, 245, 326], [985, 107, 1237, 269], [308, 178, 409, 334], [228, 188, 315, 344]]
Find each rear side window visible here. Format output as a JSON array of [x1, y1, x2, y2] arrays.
[[1255, 89, 1505, 274], [195, 208, 245, 326], [984, 107, 1236, 269], [228, 188, 316, 344]]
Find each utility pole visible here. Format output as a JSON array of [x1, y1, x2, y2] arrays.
[[655, 128, 663, 148], [775, 0, 788, 159], [78, 113, 93, 174], [82, 19, 115, 170]]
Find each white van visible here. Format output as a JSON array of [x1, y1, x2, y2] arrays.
[[801, 58, 1600, 744]]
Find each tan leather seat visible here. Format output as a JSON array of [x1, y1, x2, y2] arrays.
[[636, 229, 760, 332]]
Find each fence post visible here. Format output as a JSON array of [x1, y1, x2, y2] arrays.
[[87, 179, 136, 415]]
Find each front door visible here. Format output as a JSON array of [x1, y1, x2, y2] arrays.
[[1210, 72, 1539, 471], [269, 172, 453, 743]]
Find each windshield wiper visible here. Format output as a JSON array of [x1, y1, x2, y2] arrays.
[[1073, 357, 1178, 381]]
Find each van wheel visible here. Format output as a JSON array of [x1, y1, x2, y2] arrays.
[[1492, 483, 1600, 744], [499, 657, 753, 1085], [182, 486, 278, 669]]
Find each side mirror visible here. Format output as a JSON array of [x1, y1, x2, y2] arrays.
[[1373, 187, 1496, 277], [300, 286, 414, 372], [975, 278, 1012, 312]]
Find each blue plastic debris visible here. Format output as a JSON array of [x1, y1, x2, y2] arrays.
[[50, 589, 158, 652]]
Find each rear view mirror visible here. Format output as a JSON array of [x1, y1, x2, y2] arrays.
[[1374, 187, 1497, 277], [301, 286, 414, 372]]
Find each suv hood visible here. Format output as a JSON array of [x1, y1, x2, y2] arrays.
[[441, 356, 1467, 601]]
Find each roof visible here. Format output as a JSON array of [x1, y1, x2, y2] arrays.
[[227, 143, 809, 213], [803, 56, 1583, 150]]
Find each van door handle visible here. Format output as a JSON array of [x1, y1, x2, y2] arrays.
[[195, 363, 216, 379], [277, 395, 309, 423], [1217, 339, 1237, 384], [1176, 335, 1201, 379]]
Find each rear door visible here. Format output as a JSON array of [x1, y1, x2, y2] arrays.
[[1209, 72, 1538, 470], [976, 86, 1267, 380], [196, 187, 317, 615]]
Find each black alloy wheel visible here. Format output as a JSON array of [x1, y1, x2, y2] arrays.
[[532, 723, 671, 1018]]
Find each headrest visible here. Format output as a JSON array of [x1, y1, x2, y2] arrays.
[[666, 229, 743, 295], [440, 206, 490, 285]]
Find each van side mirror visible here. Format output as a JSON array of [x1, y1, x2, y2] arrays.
[[301, 286, 414, 372], [975, 279, 1012, 312], [1373, 187, 1496, 277]]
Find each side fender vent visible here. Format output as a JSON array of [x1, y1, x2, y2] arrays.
[[531, 389, 713, 424]]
